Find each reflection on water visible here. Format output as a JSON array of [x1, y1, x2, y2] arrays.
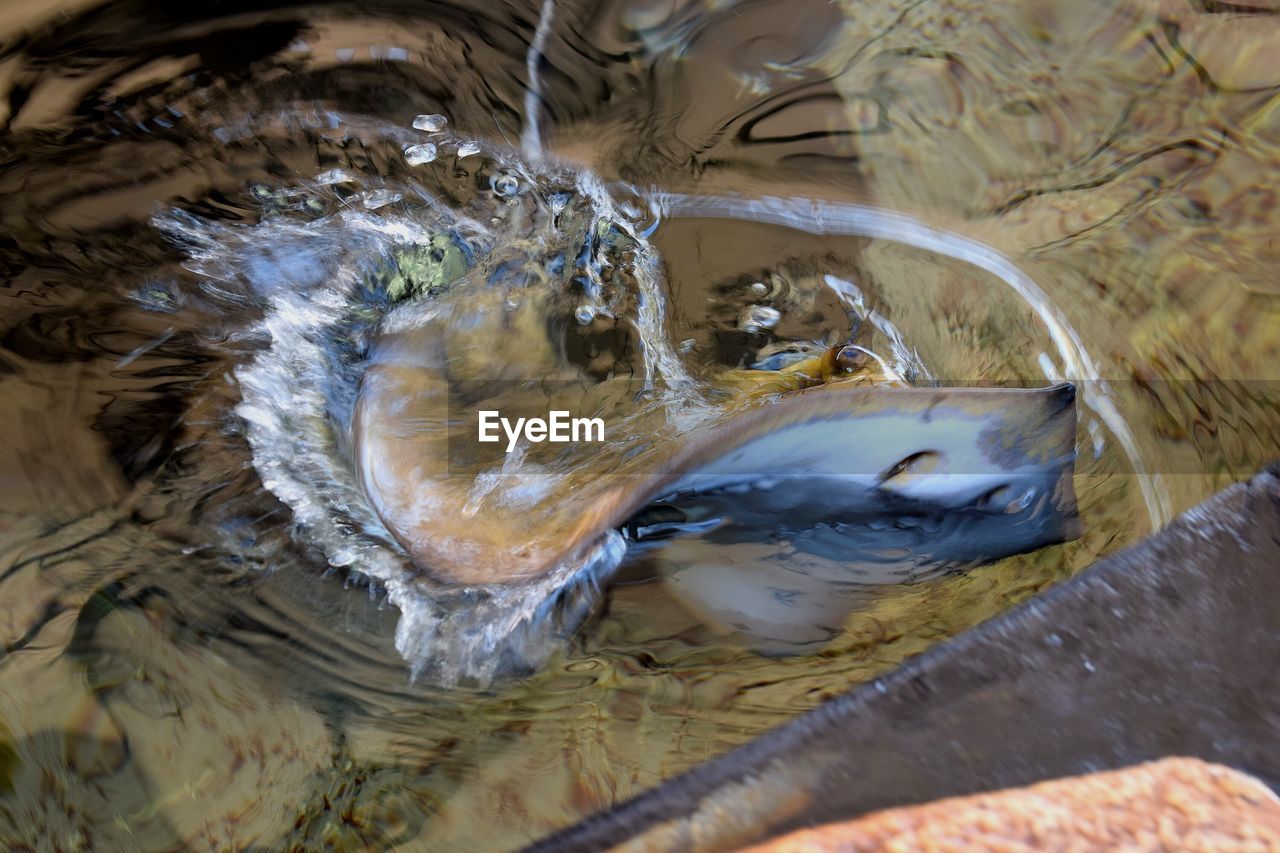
[[1, 0, 1278, 848]]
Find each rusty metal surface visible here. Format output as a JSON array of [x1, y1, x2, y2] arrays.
[[531, 465, 1280, 852], [741, 758, 1280, 853]]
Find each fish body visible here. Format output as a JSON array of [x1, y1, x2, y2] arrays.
[[356, 363, 1078, 588], [649, 381, 1079, 576]]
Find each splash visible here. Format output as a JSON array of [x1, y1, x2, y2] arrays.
[[157, 133, 1112, 685], [159, 137, 716, 683]]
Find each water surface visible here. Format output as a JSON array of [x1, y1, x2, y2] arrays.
[[1, 0, 1278, 848]]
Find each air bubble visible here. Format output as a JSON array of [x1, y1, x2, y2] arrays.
[[412, 114, 448, 132], [738, 305, 781, 332], [492, 173, 520, 196], [575, 305, 596, 325]]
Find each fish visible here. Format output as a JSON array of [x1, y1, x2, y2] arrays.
[[610, 381, 1078, 649], [627, 382, 1079, 648], [355, 350, 1079, 593]]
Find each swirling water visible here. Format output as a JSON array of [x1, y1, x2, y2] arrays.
[[1, 0, 1279, 848]]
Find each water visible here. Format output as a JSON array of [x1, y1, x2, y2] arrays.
[[2, 0, 1279, 848]]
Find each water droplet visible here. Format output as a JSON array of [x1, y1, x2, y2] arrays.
[[314, 168, 353, 185], [491, 173, 520, 196], [362, 189, 402, 209], [738, 305, 781, 332], [678, 338, 697, 353], [575, 305, 596, 325], [750, 281, 769, 296], [412, 113, 448, 132], [548, 191, 572, 215], [456, 140, 481, 158], [404, 143, 438, 165]]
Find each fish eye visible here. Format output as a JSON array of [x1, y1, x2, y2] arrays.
[[878, 450, 943, 485]]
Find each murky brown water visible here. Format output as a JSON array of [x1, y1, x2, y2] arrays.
[[2, 0, 1279, 849]]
